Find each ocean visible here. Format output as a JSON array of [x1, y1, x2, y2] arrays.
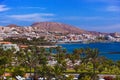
[[58, 42, 120, 61]]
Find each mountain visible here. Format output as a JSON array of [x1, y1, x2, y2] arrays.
[[31, 22, 85, 34], [0, 22, 109, 35]]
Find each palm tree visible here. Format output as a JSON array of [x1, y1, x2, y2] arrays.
[[16, 46, 48, 78], [116, 60, 120, 74], [0, 56, 9, 77], [74, 65, 80, 72], [16, 47, 39, 78], [51, 46, 68, 79], [85, 48, 100, 80], [15, 48, 32, 78], [104, 59, 114, 73], [53, 63, 63, 79], [0, 48, 14, 77], [97, 56, 107, 73], [73, 48, 81, 60], [49, 47, 53, 54], [37, 65, 54, 79]]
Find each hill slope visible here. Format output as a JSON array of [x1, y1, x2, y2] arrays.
[[31, 22, 85, 34]]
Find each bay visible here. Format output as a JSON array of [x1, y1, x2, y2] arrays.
[[58, 42, 120, 61]]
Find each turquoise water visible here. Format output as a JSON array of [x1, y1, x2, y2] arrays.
[[58, 42, 120, 61]]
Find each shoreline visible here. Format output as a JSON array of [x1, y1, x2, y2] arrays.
[[37, 45, 58, 48], [56, 41, 120, 44]]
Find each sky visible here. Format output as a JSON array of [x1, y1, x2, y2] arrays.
[[0, 0, 120, 32]]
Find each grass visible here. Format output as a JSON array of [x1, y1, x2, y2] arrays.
[[1, 66, 120, 76]]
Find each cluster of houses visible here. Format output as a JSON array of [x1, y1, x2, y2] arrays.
[[54, 33, 120, 43], [0, 26, 120, 43]]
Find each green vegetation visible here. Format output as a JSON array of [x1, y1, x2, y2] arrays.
[[0, 46, 120, 80], [4, 37, 56, 45]]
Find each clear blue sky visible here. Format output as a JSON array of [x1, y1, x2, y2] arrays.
[[0, 0, 120, 32]]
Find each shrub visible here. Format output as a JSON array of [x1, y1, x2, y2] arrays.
[[103, 76, 114, 80], [114, 76, 120, 80], [12, 68, 25, 77]]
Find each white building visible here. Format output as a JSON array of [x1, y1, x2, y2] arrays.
[[2, 44, 20, 52]]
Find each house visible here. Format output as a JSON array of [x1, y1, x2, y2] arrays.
[[0, 42, 20, 51]]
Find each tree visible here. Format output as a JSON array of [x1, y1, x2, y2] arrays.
[[52, 46, 67, 79], [78, 73, 91, 80], [37, 65, 54, 79], [116, 61, 120, 70], [53, 64, 63, 79], [12, 66, 25, 77], [73, 48, 83, 60], [0, 56, 9, 77], [86, 48, 100, 80], [0, 48, 14, 76], [74, 65, 80, 72], [78, 48, 100, 80], [17, 47, 39, 77], [65, 75, 74, 80], [104, 59, 114, 73]]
